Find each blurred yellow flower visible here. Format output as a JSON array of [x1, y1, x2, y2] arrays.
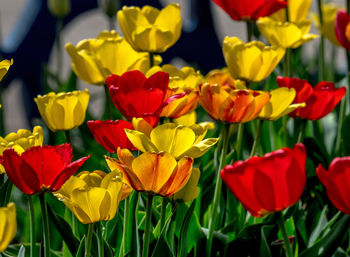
[[271, 0, 312, 23], [222, 37, 285, 82], [65, 31, 160, 85], [258, 88, 305, 120], [105, 149, 193, 197], [54, 170, 123, 224], [34, 89, 89, 132], [117, 4, 182, 53], [0, 203, 16, 252], [125, 122, 218, 159], [311, 4, 344, 46], [0, 59, 13, 82], [257, 17, 318, 49], [171, 167, 200, 203]]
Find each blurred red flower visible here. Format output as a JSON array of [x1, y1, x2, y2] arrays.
[[221, 144, 306, 217], [335, 10, 350, 51]]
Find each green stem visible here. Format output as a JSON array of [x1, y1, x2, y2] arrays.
[[142, 194, 154, 257], [64, 130, 72, 145], [250, 120, 263, 157], [108, 16, 114, 30], [27, 195, 36, 257], [0, 87, 5, 136], [149, 52, 154, 68], [284, 49, 292, 77], [236, 123, 244, 160], [123, 197, 130, 256], [159, 197, 167, 232], [282, 116, 288, 146], [104, 84, 113, 120], [278, 213, 293, 257], [85, 223, 94, 257], [39, 194, 51, 257], [206, 123, 230, 257], [97, 222, 104, 257], [246, 21, 253, 41], [56, 19, 63, 81], [297, 120, 306, 143], [317, 0, 326, 81]]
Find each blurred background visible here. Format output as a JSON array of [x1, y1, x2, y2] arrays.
[[0, 0, 347, 132]]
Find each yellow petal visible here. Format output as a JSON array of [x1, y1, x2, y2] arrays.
[[125, 129, 158, 153], [172, 168, 200, 202], [132, 117, 154, 137], [174, 111, 197, 126], [180, 138, 219, 159], [0, 203, 16, 252], [0, 59, 13, 82]]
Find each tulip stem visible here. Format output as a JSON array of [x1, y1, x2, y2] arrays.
[[149, 52, 154, 68], [246, 21, 253, 42], [284, 49, 292, 77], [85, 223, 94, 257], [123, 197, 130, 256], [159, 197, 167, 232], [142, 194, 154, 257], [297, 120, 306, 143], [97, 222, 104, 257], [278, 213, 293, 257], [236, 123, 244, 160], [56, 18, 63, 80], [64, 130, 72, 145], [39, 194, 51, 257], [317, 0, 326, 81], [27, 195, 37, 257], [250, 120, 263, 158], [206, 123, 230, 257], [104, 84, 113, 119]]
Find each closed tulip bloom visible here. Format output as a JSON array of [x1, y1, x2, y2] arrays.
[[257, 18, 318, 49], [277, 77, 346, 120], [0, 143, 90, 195], [221, 144, 306, 217], [258, 88, 305, 120], [0, 59, 13, 82], [199, 83, 270, 123], [66, 31, 160, 85], [335, 10, 350, 51], [171, 167, 200, 203], [223, 37, 285, 82], [317, 158, 350, 215], [205, 68, 246, 90], [54, 170, 123, 224], [0, 203, 16, 252], [271, 0, 312, 23], [117, 4, 182, 53], [35, 89, 89, 132], [87, 120, 136, 152], [105, 148, 193, 197], [311, 4, 343, 46], [212, 0, 287, 21], [125, 122, 218, 159], [106, 70, 183, 127]]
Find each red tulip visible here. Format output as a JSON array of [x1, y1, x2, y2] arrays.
[[106, 70, 184, 127], [335, 10, 350, 51], [317, 157, 350, 215], [277, 77, 346, 120], [87, 120, 136, 152], [212, 0, 288, 21], [0, 144, 89, 195], [221, 144, 306, 217]]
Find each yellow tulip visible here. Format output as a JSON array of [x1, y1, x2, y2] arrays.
[[65, 31, 160, 85], [117, 4, 182, 53], [105, 149, 193, 196], [54, 170, 123, 224], [125, 122, 218, 159], [205, 68, 246, 89], [34, 89, 89, 132], [173, 111, 197, 126], [271, 0, 312, 23], [0, 59, 13, 82], [171, 168, 200, 203], [257, 17, 318, 49], [222, 37, 285, 82], [0, 203, 17, 252], [258, 88, 305, 120], [311, 4, 344, 46]]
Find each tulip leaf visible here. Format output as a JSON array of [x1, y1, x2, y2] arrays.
[[299, 215, 350, 257], [76, 236, 86, 257], [17, 245, 25, 257], [151, 235, 174, 257], [259, 225, 274, 257], [0, 178, 13, 206], [307, 206, 328, 247]]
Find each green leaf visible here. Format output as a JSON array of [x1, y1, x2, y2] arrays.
[[151, 235, 174, 257], [0, 178, 13, 206], [259, 225, 274, 257], [178, 200, 197, 257], [307, 206, 328, 247], [17, 246, 25, 257], [76, 236, 86, 257]]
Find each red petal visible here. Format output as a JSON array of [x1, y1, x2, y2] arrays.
[[335, 10, 350, 51], [251, 0, 288, 20], [105, 74, 120, 88], [144, 71, 169, 93], [119, 70, 147, 93]]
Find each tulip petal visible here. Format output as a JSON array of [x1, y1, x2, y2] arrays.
[[125, 129, 158, 153]]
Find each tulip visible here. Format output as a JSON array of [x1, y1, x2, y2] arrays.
[[65, 31, 160, 85], [0, 143, 89, 195], [105, 148, 193, 197], [173, 111, 197, 127], [34, 89, 89, 132], [277, 76, 346, 120], [106, 70, 183, 127], [258, 88, 305, 120], [205, 68, 246, 90], [125, 122, 218, 159], [317, 157, 350, 215], [117, 4, 182, 53], [271, 0, 312, 23], [212, 0, 287, 21], [171, 168, 200, 203], [222, 37, 285, 82], [54, 170, 123, 224], [221, 144, 306, 217], [199, 83, 270, 123], [311, 4, 343, 46], [0, 59, 13, 82], [335, 10, 350, 51], [0, 203, 16, 252], [257, 18, 318, 49], [87, 120, 136, 152]]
